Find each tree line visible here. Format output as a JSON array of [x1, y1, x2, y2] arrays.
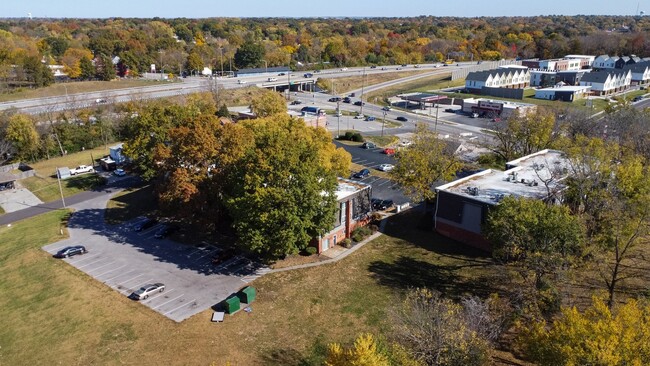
[[3, 15, 650, 89]]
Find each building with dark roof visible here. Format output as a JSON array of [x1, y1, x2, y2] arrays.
[[579, 69, 632, 95]]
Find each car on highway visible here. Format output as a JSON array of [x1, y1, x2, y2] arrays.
[[129, 283, 165, 300], [304, 73, 313, 78], [343, 97, 352, 103], [377, 164, 394, 172], [113, 168, 126, 177], [267, 77, 278, 82], [634, 96, 644, 102], [154, 224, 178, 239], [361, 142, 376, 149], [370, 65, 377, 69], [371, 198, 394, 211], [238, 80, 247, 84], [444, 108, 455, 113], [341, 67, 348, 71], [353, 101, 365, 106], [70, 165, 94, 175], [54, 245, 87, 258], [365, 116, 376, 121], [352, 169, 371, 179], [95, 98, 107, 104], [354, 114, 365, 119], [290, 100, 302, 105], [328, 97, 342, 102], [278, 72, 286, 76], [396, 116, 408, 122], [133, 217, 158, 232], [382, 106, 392, 111]]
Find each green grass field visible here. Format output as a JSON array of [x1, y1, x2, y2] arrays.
[[0, 203, 531, 365], [104, 185, 158, 225]]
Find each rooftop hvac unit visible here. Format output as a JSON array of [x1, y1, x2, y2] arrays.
[[466, 186, 480, 196]]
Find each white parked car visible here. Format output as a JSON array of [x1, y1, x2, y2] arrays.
[[377, 164, 395, 172], [70, 165, 94, 175], [128, 283, 165, 300], [399, 140, 413, 147]]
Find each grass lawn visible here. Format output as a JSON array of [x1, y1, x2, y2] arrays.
[[105, 185, 158, 225], [0, 79, 167, 103], [2, 200, 534, 365], [364, 73, 458, 103], [365, 135, 399, 147], [0, 205, 4, 215], [19, 145, 112, 202], [319, 69, 434, 95]]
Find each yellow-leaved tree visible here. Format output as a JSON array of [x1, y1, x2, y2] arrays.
[[520, 296, 650, 365], [325, 333, 389, 366]]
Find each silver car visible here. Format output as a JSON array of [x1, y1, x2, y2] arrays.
[[129, 283, 165, 300]]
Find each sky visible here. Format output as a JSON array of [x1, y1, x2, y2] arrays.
[[2, 0, 647, 18]]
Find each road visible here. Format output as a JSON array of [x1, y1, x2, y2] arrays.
[[0, 62, 467, 115]]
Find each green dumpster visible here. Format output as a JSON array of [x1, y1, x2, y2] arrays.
[[224, 296, 240, 314], [238, 286, 256, 304]]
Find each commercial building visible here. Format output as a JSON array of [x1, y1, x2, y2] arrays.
[[315, 178, 372, 253], [534, 85, 592, 102], [461, 98, 537, 119], [434, 149, 569, 251]]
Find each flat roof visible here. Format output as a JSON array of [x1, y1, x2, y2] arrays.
[[0, 172, 16, 184], [465, 98, 536, 108], [335, 178, 370, 201], [437, 149, 568, 205], [399, 92, 447, 103]]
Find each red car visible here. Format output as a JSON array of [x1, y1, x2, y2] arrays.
[[383, 148, 395, 155]]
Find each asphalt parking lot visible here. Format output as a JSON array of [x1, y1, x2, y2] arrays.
[[43, 212, 267, 322]]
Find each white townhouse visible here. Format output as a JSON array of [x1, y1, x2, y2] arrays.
[[465, 69, 530, 92], [580, 69, 632, 95], [623, 62, 650, 85], [593, 55, 618, 69]]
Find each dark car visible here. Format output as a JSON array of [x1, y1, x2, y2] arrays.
[[353, 101, 365, 106], [370, 65, 377, 69], [365, 116, 376, 121], [634, 96, 644, 102], [328, 97, 342, 102], [372, 199, 394, 211], [343, 97, 352, 103], [444, 108, 455, 113], [349, 92, 356, 97], [154, 224, 178, 239], [129, 283, 165, 300], [278, 72, 286, 76], [361, 142, 376, 149], [304, 73, 314, 78], [396, 116, 408, 122], [54, 245, 87, 258], [133, 218, 158, 232], [290, 100, 302, 105], [352, 169, 371, 179]]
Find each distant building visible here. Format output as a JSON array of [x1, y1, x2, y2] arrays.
[[465, 68, 530, 93], [579, 69, 632, 95], [534, 85, 592, 102], [434, 149, 569, 251], [461, 98, 537, 119], [564, 55, 596, 69], [314, 178, 372, 253]]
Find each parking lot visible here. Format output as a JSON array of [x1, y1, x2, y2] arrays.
[[43, 211, 267, 322]]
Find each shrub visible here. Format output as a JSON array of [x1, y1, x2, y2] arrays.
[[351, 132, 364, 142], [338, 131, 364, 142], [305, 247, 318, 255], [351, 226, 373, 242], [341, 238, 352, 248]]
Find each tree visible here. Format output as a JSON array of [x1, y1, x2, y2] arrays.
[[224, 115, 350, 259], [490, 109, 556, 161], [21, 56, 54, 87], [5, 114, 40, 161], [520, 296, 650, 366], [250, 90, 287, 117], [61, 48, 93, 79], [234, 41, 265, 69], [186, 51, 203, 74], [484, 196, 584, 299], [390, 123, 462, 202], [217, 103, 230, 118], [94, 54, 116, 81], [79, 56, 95, 80], [326, 334, 389, 366], [390, 289, 502, 366]]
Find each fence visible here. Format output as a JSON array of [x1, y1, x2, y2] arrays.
[[0, 162, 36, 179]]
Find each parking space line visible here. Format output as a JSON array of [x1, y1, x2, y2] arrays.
[[75, 257, 107, 270], [115, 274, 146, 287], [120, 278, 154, 294], [103, 269, 139, 283], [163, 299, 197, 316], [142, 289, 175, 304], [66, 253, 102, 264], [376, 179, 393, 187], [153, 294, 185, 310], [85, 261, 116, 274], [93, 264, 127, 279], [195, 248, 221, 261]]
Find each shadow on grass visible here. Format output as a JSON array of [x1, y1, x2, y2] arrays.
[[104, 185, 157, 225], [260, 336, 327, 366]]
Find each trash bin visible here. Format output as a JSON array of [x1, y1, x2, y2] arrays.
[[224, 296, 240, 314], [238, 286, 256, 304]]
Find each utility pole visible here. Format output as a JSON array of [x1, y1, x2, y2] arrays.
[[360, 67, 366, 116], [56, 167, 66, 208], [337, 101, 341, 138], [219, 47, 224, 77], [382, 110, 387, 136]]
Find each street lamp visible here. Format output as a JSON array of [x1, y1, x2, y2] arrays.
[[360, 67, 366, 116], [337, 101, 341, 138], [219, 47, 224, 77], [382, 110, 387, 136]]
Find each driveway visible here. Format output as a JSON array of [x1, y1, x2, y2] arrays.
[[41, 187, 267, 322], [0, 182, 43, 213]]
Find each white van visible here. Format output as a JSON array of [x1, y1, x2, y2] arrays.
[[267, 77, 278, 82]]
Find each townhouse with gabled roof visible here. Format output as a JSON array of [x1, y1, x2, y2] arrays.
[[579, 69, 632, 95], [465, 68, 530, 94], [622, 61, 650, 85]]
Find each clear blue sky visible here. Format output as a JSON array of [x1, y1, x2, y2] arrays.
[[3, 0, 646, 18]]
